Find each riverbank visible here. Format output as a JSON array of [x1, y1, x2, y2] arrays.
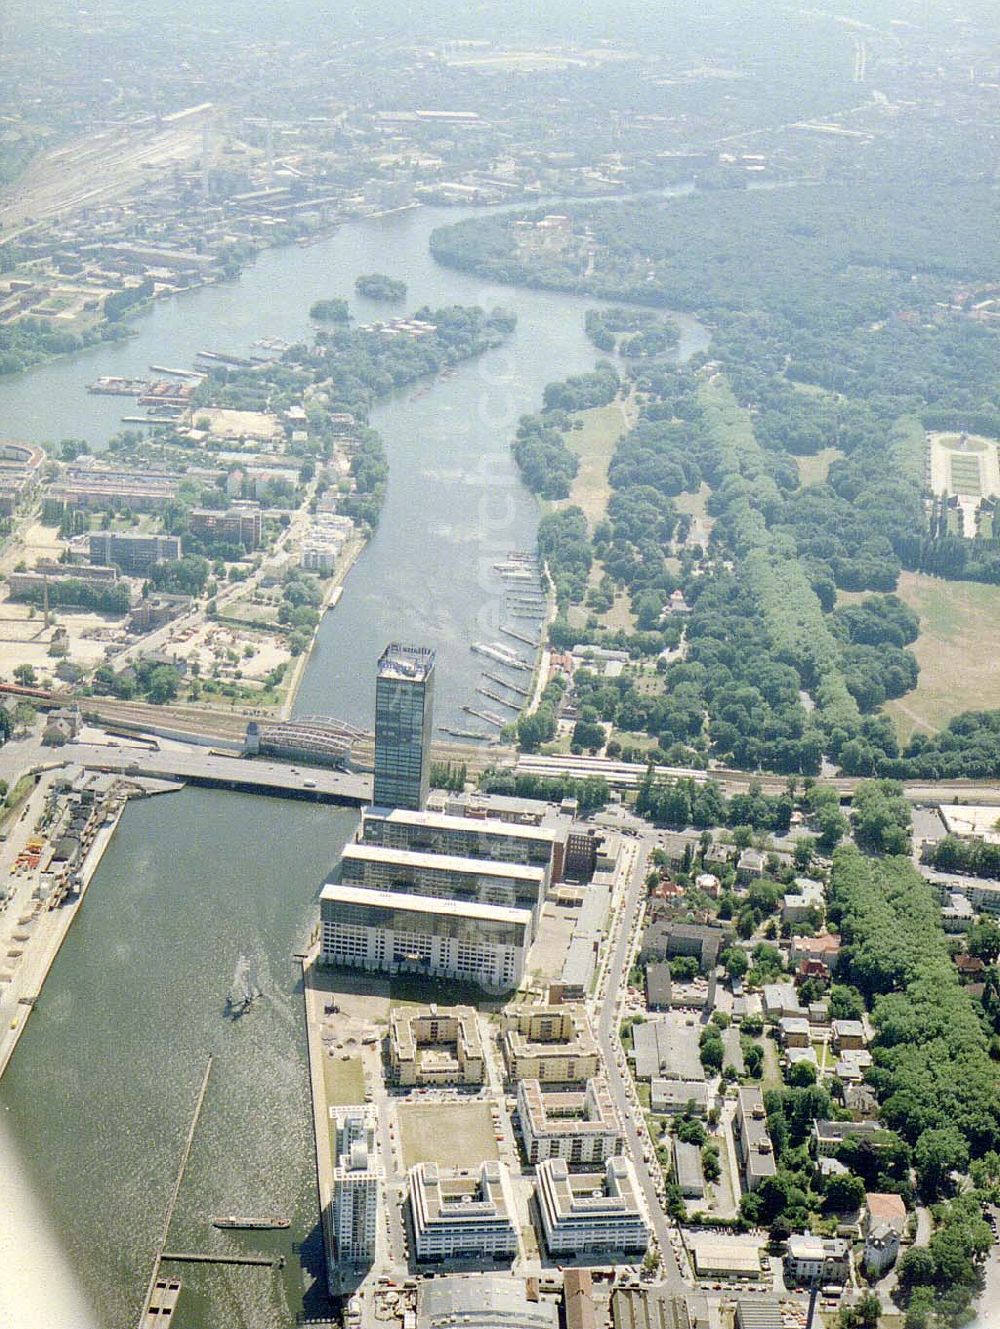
[[0, 771, 167, 1080], [279, 531, 367, 721]]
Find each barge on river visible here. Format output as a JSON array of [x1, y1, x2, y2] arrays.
[[212, 1216, 290, 1230]]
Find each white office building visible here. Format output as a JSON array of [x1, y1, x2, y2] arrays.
[[409, 1161, 519, 1262], [331, 1107, 382, 1265], [340, 842, 547, 927], [535, 1156, 650, 1256], [320, 882, 532, 992], [516, 1077, 623, 1166]]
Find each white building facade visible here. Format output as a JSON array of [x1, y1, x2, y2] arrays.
[[331, 1107, 382, 1265], [320, 882, 531, 992], [409, 1161, 519, 1262], [535, 1156, 650, 1256]]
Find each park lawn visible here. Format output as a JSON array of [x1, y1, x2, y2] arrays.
[[554, 402, 627, 527], [602, 588, 637, 631], [884, 571, 1000, 741], [795, 448, 843, 488], [673, 482, 712, 521], [398, 1101, 498, 1170]]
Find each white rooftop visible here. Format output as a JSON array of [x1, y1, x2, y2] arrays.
[[343, 841, 547, 882], [365, 805, 557, 844]]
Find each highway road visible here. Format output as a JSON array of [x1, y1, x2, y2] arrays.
[[594, 831, 687, 1290]]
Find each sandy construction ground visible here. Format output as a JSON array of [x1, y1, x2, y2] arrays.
[[194, 407, 284, 441], [161, 619, 290, 683], [0, 601, 125, 679]]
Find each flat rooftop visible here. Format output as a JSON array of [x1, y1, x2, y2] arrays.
[[343, 841, 547, 882], [321, 880, 533, 927], [365, 805, 558, 844], [377, 642, 435, 682]]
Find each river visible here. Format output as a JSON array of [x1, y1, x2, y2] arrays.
[[0, 203, 709, 1328]]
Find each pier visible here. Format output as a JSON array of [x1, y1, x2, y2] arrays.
[[161, 1251, 282, 1268], [476, 686, 519, 711], [484, 671, 529, 697], [499, 625, 540, 648], [463, 705, 503, 727], [197, 348, 253, 367], [137, 1055, 213, 1329]]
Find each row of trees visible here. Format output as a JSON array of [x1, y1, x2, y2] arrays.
[[930, 834, 1000, 880], [827, 849, 1000, 1194]]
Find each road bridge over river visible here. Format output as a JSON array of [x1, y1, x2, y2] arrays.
[[68, 742, 371, 806]]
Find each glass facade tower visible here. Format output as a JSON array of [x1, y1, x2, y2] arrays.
[[373, 643, 436, 811]]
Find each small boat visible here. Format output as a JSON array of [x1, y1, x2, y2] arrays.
[[212, 1215, 290, 1230], [225, 954, 262, 1018]]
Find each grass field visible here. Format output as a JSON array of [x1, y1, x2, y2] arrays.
[[555, 403, 627, 527], [323, 1053, 365, 1107], [795, 448, 843, 488], [398, 1101, 498, 1170], [885, 571, 1000, 740]]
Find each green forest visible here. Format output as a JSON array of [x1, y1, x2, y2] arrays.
[[438, 180, 1000, 777]]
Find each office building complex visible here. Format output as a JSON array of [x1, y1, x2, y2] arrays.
[[534, 1156, 650, 1256], [501, 1005, 600, 1085], [516, 1076, 623, 1166], [409, 1161, 519, 1262], [373, 644, 435, 811], [341, 843, 547, 921], [361, 806, 557, 877], [88, 531, 182, 575], [320, 882, 531, 991], [388, 1005, 485, 1086], [331, 1107, 382, 1265]]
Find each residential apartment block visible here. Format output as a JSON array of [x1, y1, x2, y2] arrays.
[[388, 1005, 485, 1086], [733, 1087, 776, 1192], [501, 1005, 600, 1085], [189, 501, 262, 549], [331, 1107, 382, 1265], [784, 1235, 850, 1286], [516, 1076, 623, 1166], [88, 531, 182, 575]]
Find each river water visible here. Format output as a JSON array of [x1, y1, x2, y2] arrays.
[[0, 204, 709, 1328]]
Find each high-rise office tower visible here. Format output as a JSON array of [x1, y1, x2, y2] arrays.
[[373, 643, 435, 811]]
